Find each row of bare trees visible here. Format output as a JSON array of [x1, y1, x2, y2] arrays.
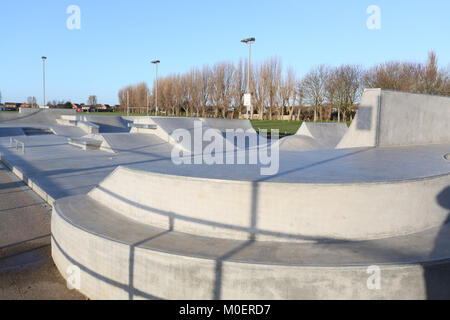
[[118, 51, 449, 120]]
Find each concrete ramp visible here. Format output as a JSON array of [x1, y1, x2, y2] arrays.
[[88, 132, 170, 154], [297, 122, 348, 146], [133, 117, 237, 154], [0, 109, 76, 126], [80, 116, 129, 133], [278, 122, 348, 151], [277, 135, 332, 152], [337, 89, 450, 149]]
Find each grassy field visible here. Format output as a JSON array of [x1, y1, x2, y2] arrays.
[[251, 120, 303, 135], [251, 120, 352, 135]]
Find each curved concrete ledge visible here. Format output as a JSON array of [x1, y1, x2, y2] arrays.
[[88, 166, 450, 242], [51, 195, 450, 300]]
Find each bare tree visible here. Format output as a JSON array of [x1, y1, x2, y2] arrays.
[[199, 65, 210, 117], [417, 51, 446, 95], [116, 51, 448, 119], [327, 65, 363, 122], [279, 66, 297, 120], [232, 59, 245, 119], [88, 95, 98, 107], [27, 96, 38, 108], [301, 65, 329, 122]]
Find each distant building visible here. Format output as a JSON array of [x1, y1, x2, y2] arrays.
[[96, 104, 113, 112], [4, 102, 21, 110]]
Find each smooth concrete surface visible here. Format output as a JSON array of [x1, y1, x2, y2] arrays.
[[0, 162, 85, 300]]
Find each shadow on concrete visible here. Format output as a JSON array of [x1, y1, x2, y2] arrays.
[[0, 234, 51, 252], [356, 107, 372, 131], [128, 229, 172, 300], [0, 181, 25, 191], [51, 235, 162, 300], [424, 187, 450, 300]]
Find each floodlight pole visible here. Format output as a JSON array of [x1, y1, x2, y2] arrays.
[[241, 38, 255, 119], [151, 60, 160, 116], [41, 56, 47, 107]]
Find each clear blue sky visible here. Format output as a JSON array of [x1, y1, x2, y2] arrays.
[[1, 0, 449, 105]]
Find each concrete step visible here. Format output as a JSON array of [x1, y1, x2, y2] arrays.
[[52, 194, 450, 300], [67, 137, 102, 151], [87, 166, 450, 242]]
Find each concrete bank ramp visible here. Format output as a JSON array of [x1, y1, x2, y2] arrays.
[[86, 132, 170, 154], [0, 108, 76, 125], [297, 122, 348, 146], [337, 89, 450, 149], [278, 122, 348, 151], [277, 135, 332, 151], [134, 117, 237, 154], [80, 116, 129, 133]]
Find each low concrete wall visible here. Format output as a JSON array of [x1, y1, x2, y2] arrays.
[[378, 90, 450, 146], [88, 166, 450, 242], [338, 89, 450, 149], [51, 204, 440, 300]]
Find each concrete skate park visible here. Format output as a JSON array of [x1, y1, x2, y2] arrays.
[[0, 89, 449, 299]]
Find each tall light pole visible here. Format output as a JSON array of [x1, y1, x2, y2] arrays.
[[41, 56, 47, 108], [241, 38, 255, 119], [151, 60, 160, 116]]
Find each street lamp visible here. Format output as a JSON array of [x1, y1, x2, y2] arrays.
[[41, 56, 47, 108], [241, 38, 255, 119], [151, 60, 160, 116]]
